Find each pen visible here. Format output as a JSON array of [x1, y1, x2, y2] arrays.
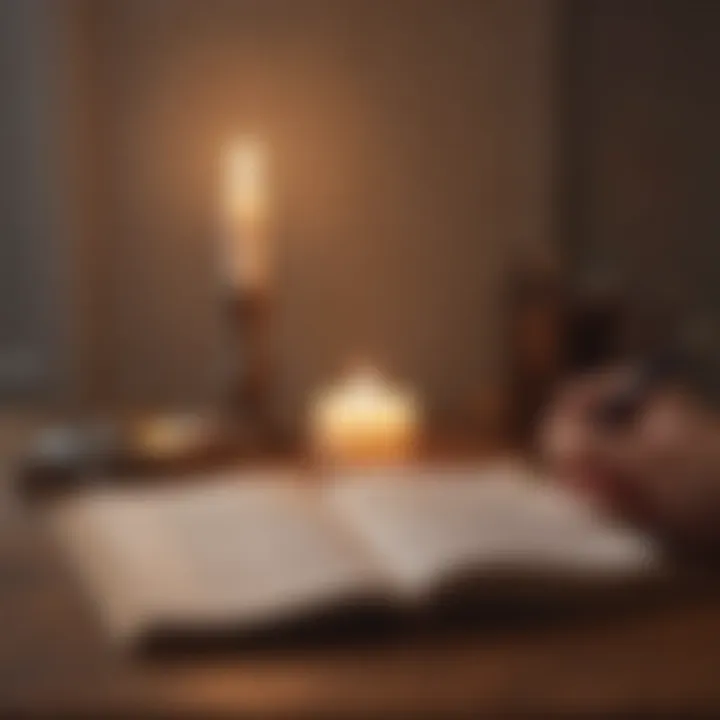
[[593, 348, 684, 427]]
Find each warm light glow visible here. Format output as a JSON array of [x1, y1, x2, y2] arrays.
[[222, 137, 268, 223], [130, 414, 214, 459], [310, 365, 421, 466], [220, 136, 270, 290]]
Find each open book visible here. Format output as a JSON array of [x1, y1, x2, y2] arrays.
[[48, 461, 659, 649]]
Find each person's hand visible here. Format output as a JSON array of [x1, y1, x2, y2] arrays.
[[542, 367, 720, 550]]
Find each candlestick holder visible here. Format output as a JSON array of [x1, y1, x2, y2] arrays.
[[223, 284, 279, 451]]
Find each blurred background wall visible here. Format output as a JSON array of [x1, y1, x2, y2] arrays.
[[0, 0, 559, 425], [88, 0, 559, 426], [1, 0, 718, 423]]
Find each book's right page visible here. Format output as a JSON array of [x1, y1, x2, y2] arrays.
[[324, 460, 659, 601]]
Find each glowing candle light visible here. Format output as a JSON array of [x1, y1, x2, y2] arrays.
[[310, 365, 421, 466], [220, 137, 270, 291]]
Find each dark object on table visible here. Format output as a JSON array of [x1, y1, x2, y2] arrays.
[[507, 266, 628, 442], [566, 292, 624, 372], [18, 415, 262, 500], [506, 264, 566, 441]]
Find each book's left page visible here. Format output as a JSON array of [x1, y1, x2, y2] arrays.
[[47, 470, 392, 646]]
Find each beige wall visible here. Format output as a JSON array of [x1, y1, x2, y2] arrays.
[[61, 0, 558, 426]]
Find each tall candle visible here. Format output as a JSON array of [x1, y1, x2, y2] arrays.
[[221, 138, 269, 291]]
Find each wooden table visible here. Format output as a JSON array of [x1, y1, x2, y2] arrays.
[[2, 415, 720, 717]]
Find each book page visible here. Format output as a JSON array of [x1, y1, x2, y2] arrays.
[[48, 470, 389, 644], [325, 461, 658, 599]]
